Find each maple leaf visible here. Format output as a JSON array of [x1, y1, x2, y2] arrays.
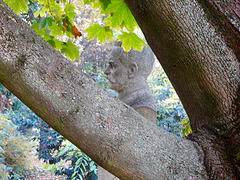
[[64, 3, 76, 24], [83, 0, 94, 4], [105, 0, 137, 31], [86, 24, 113, 43], [4, 0, 28, 15], [48, 23, 64, 36], [61, 40, 80, 61], [118, 32, 146, 52], [40, 17, 54, 28]]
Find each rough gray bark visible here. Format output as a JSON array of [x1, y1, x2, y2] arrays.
[[124, 0, 240, 179], [0, 1, 207, 179]]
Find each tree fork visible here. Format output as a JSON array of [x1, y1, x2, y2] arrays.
[[0, 1, 207, 179], [124, 0, 240, 179]]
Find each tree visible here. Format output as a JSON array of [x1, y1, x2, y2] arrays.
[[124, 0, 240, 179], [0, 0, 239, 179]]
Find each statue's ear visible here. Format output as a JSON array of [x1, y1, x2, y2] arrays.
[[128, 62, 138, 79]]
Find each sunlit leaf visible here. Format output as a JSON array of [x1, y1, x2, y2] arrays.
[[48, 22, 63, 36], [51, 2, 63, 16], [118, 32, 146, 52], [53, 38, 63, 50], [105, 0, 137, 31], [61, 40, 80, 60], [86, 24, 113, 43], [64, 3, 76, 23], [4, 0, 28, 15], [83, 0, 95, 4]]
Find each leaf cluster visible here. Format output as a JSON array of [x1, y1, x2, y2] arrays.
[[4, 0, 81, 61], [84, 0, 146, 51], [45, 141, 97, 179], [0, 115, 32, 179]]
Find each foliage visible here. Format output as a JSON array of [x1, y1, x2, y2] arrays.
[[118, 32, 146, 52], [148, 63, 192, 137], [84, 0, 145, 51], [4, 0, 81, 61], [86, 24, 113, 43], [3, 0, 28, 15], [0, 115, 32, 179], [2, 94, 97, 179], [4, 0, 146, 53], [5, 99, 39, 135], [44, 141, 97, 180]]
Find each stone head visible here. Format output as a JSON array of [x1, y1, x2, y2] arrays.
[[104, 41, 155, 92]]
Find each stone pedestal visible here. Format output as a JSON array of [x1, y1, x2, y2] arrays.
[[98, 167, 120, 180]]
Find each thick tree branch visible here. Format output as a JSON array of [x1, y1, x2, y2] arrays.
[[125, 0, 240, 132], [124, 0, 240, 178], [0, 1, 206, 179]]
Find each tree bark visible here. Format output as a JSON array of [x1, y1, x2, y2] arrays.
[[0, 1, 207, 179], [124, 0, 240, 179]]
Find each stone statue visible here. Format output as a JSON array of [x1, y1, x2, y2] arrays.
[[98, 42, 157, 180], [104, 41, 156, 123]]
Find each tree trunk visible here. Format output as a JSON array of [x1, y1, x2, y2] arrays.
[[0, 1, 207, 179], [124, 0, 240, 179]]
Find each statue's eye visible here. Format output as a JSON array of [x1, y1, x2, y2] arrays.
[[109, 62, 116, 68]]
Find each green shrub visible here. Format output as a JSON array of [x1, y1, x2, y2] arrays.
[[0, 115, 32, 179], [148, 63, 192, 137], [44, 141, 97, 180]]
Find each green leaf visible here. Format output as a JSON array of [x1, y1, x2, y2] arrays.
[[182, 123, 192, 137], [83, 0, 94, 4], [38, 0, 48, 4], [86, 24, 113, 43], [4, 0, 28, 15], [45, 36, 55, 47], [46, 165, 54, 170], [92, 0, 111, 12], [75, 157, 83, 166], [78, 174, 83, 180], [118, 32, 146, 52], [105, 0, 137, 31], [31, 21, 48, 37], [34, 6, 48, 17], [99, 0, 111, 10], [48, 22, 63, 36], [64, 3, 76, 22], [53, 38, 63, 50], [40, 17, 54, 28], [51, 2, 63, 16], [89, 161, 95, 167], [79, 168, 84, 175], [58, 146, 69, 157], [71, 170, 78, 178], [50, 165, 56, 172], [61, 40, 80, 60], [43, 164, 49, 169]]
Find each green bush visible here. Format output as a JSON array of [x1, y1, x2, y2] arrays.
[[0, 115, 32, 179], [148, 63, 192, 137], [44, 141, 97, 180]]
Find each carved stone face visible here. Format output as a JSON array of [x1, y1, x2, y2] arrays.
[[104, 51, 129, 92]]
